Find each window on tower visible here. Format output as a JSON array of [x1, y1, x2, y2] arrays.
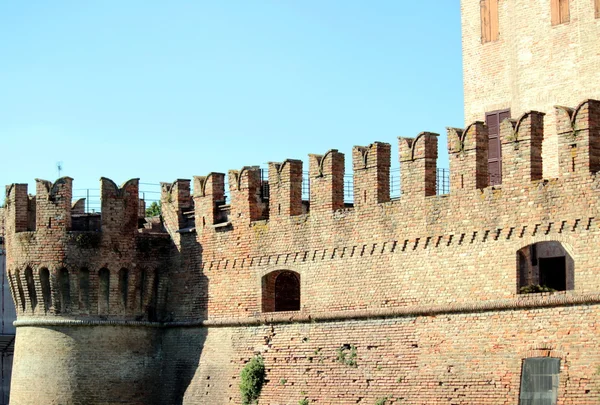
[[480, 0, 499, 43], [551, 0, 570, 25]]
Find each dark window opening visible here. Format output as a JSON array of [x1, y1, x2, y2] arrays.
[[24, 267, 37, 312], [79, 268, 90, 310], [539, 257, 566, 291], [518, 242, 573, 293], [275, 271, 300, 312], [39, 268, 51, 313], [119, 268, 129, 310], [98, 268, 110, 314], [519, 357, 560, 405], [58, 268, 71, 313], [262, 270, 301, 312]]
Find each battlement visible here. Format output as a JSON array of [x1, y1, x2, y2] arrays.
[[156, 99, 600, 234], [3, 177, 170, 321]]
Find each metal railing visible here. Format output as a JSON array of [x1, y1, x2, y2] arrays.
[[72, 182, 162, 214], [256, 167, 450, 204], [71, 169, 450, 214]]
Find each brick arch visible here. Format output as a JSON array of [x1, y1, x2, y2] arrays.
[[24, 267, 37, 313], [57, 268, 71, 313], [98, 268, 110, 315], [38, 267, 52, 313], [516, 240, 574, 293], [262, 270, 301, 313]]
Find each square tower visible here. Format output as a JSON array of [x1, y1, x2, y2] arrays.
[[462, 0, 600, 180]]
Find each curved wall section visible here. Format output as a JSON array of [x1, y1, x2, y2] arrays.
[[10, 325, 161, 405]]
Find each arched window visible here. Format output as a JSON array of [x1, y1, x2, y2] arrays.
[[262, 270, 301, 313], [79, 268, 90, 311], [98, 268, 110, 314], [118, 268, 129, 310], [39, 268, 52, 313], [58, 268, 71, 313], [517, 241, 573, 293], [24, 267, 37, 312]]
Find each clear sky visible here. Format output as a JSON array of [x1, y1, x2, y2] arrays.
[[0, 1, 464, 203]]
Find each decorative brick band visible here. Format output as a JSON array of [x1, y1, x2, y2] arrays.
[[14, 292, 600, 329]]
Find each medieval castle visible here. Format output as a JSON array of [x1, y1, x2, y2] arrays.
[[2, 1, 600, 404]]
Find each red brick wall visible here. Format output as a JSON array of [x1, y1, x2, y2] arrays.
[[4, 100, 600, 404]]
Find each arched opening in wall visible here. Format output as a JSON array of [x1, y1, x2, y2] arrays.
[[58, 268, 71, 313], [519, 357, 560, 404], [13, 270, 26, 312], [517, 241, 573, 293], [79, 268, 90, 311], [139, 269, 147, 313], [24, 267, 37, 312], [39, 268, 51, 313], [118, 268, 129, 310], [148, 271, 160, 321], [98, 268, 110, 314], [262, 270, 300, 313]]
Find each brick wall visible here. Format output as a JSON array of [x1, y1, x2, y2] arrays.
[[461, 0, 600, 178], [4, 100, 600, 403]]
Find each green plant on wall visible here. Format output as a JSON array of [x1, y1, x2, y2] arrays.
[[240, 355, 266, 405], [375, 397, 389, 405], [298, 398, 309, 405], [336, 344, 358, 367]]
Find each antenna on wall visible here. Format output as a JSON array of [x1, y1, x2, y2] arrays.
[[56, 161, 63, 178]]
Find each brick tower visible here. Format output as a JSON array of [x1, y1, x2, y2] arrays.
[[462, 0, 600, 180], [3, 177, 170, 405]]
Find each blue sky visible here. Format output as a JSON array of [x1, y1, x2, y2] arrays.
[[0, 1, 464, 203]]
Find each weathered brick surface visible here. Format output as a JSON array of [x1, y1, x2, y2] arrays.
[[4, 100, 600, 404], [461, 0, 600, 178]]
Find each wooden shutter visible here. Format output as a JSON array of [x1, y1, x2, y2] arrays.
[[560, 0, 570, 23], [596, 0, 600, 19], [489, 0, 499, 41], [480, 0, 499, 43], [551, 0, 560, 25], [481, 0, 491, 43], [486, 109, 510, 186], [552, 0, 569, 25]]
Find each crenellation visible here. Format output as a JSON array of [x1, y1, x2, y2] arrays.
[[399, 132, 438, 198], [267, 159, 303, 218], [352, 142, 391, 207], [308, 149, 345, 212], [228, 166, 267, 223], [557, 99, 600, 178], [35, 177, 73, 231], [5, 101, 600, 404], [447, 122, 488, 191], [5, 183, 33, 233], [160, 179, 192, 234], [100, 177, 140, 234], [193, 172, 226, 229], [500, 111, 545, 186]]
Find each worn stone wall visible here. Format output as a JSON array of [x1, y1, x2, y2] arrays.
[[461, 0, 600, 178]]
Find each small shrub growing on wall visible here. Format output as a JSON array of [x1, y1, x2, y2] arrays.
[[240, 355, 266, 405]]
